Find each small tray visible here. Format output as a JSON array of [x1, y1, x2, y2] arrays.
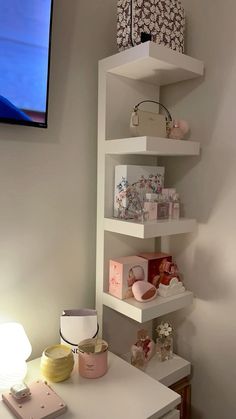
[[2, 380, 67, 419]]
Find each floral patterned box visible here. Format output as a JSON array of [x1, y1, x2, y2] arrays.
[[117, 0, 185, 53], [114, 165, 165, 219], [109, 255, 148, 299]]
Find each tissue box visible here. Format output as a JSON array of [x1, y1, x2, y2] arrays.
[[109, 256, 148, 300], [114, 165, 165, 219], [139, 252, 172, 288]]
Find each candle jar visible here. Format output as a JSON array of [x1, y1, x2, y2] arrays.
[[156, 336, 173, 362], [40, 344, 74, 382], [78, 338, 108, 378]]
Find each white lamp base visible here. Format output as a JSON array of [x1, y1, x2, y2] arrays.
[[0, 360, 27, 391]]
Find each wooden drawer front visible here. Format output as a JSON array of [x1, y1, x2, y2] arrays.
[[170, 377, 191, 419]]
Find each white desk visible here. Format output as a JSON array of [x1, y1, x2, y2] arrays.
[[0, 352, 180, 419]]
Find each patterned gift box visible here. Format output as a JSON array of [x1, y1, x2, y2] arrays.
[[114, 165, 165, 219], [117, 0, 185, 53], [109, 256, 148, 299]]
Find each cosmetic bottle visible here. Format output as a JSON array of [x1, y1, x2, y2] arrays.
[[162, 188, 176, 219], [143, 193, 158, 221], [156, 194, 169, 220], [172, 193, 180, 219]]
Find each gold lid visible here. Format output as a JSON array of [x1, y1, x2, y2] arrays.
[[78, 338, 108, 354]]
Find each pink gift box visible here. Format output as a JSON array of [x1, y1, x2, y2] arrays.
[[109, 256, 148, 300]]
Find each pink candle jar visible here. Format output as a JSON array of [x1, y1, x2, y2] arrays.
[[78, 338, 108, 379]]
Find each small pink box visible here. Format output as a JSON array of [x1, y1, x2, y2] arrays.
[[109, 256, 148, 299]]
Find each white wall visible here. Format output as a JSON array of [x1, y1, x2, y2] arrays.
[[0, 0, 116, 359], [161, 1, 236, 418]]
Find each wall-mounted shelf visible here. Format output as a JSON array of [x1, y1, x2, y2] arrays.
[[104, 136, 200, 156], [146, 354, 191, 387], [103, 291, 193, 323], [104, 218, 197, 239], [100, 41, 204, 86], [122, 353, 191, 387]]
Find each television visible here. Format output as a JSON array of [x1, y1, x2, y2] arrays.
[[0, 0, 53, 128]]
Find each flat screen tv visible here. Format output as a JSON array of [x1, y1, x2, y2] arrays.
[[0, 0, 53, 128]]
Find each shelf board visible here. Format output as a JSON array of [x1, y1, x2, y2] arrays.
[[103, 291, 193, 323], [122, 353, 191, 387], [100, 41, 204, 86], [104, 217, 197, 239], [104, 136, 200, 156], [146, 354, 191, 387]]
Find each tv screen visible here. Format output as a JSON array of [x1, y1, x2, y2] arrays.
[[0, 0, 53, 128]]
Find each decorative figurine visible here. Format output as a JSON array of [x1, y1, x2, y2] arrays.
[[159, 277, 185, 297], [169, 119, 190, 140], [158, 260, 185, 297]]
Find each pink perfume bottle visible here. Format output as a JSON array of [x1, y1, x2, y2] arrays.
[[156, 195, 169, 220], [171, 193, 180, 219], [162, 188, 176, 219], [143, 193, 157, 221]]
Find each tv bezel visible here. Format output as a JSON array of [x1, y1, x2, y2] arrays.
[[0, 0, 54, 129]]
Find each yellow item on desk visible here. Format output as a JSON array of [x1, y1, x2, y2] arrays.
[[40, 344, 74, 382]]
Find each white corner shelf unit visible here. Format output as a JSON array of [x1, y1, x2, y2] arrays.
[[96, 41, 204, 402], [103, 290, 193, 323]]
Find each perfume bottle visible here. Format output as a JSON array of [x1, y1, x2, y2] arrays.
[[156, 195, 169, 220], [131, 330, 155, 370], [172, 193, 180, 219], [162, 188, 176, 219], [143, 193, 158, 221]]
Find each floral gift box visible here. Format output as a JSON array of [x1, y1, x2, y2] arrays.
[[114, 165, 165, 219], [117, 0, 185, 53]]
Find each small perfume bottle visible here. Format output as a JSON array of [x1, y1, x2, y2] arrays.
[[172, 193, 180, 219], [131, 329, 155, 370], [162, 188, 176, 219], [143, 193, 158, 221], [156, 195, 169, 220]]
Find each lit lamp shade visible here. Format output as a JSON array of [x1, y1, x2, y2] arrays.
[[0, 322, 32, 390]]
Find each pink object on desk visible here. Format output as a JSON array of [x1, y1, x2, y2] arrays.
[[78, 338, 108, 379], [2, 380, 67, 419]]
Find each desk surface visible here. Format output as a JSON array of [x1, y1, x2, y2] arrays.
[[0, 352, 180, 419]]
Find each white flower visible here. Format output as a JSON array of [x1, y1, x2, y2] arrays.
[[156, 321, 173, 338]]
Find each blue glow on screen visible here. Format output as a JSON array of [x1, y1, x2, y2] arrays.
[[0, 0, 52, 123]]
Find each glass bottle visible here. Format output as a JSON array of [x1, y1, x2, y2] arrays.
[[156, 335, 173, 361], [156, 194, 169, 220], [162, 188, 176, 219], [143, 193, 158, 221], [172, 193, 180, 219]]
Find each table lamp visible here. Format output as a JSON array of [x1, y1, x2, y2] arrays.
[[0, 322, 32, 390]]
